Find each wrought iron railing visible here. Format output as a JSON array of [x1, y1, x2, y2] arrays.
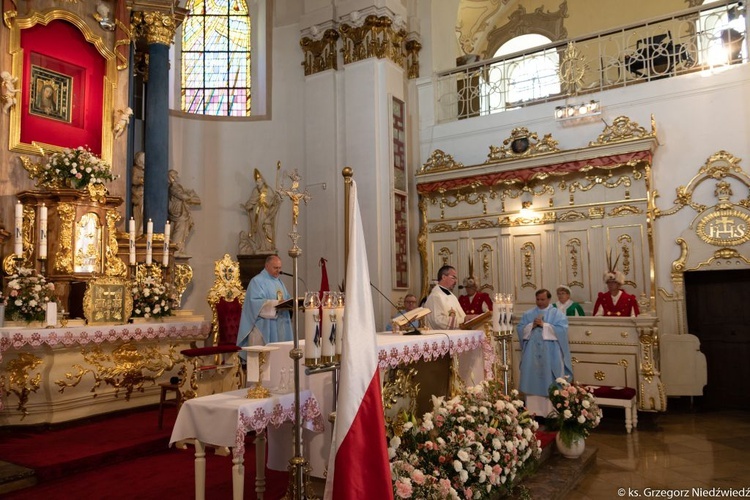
[[434, 0, 747, 123]]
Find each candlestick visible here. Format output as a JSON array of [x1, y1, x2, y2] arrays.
[[145, 219, 153, 265], [39, 204, 48, 259], [129, 217, 136, 265], [162, 220, 171, 267], [14, 200, 23, 257]]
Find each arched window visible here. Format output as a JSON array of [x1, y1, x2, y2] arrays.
[[481, 34, 560, 114], [181, 0, 251, 116]]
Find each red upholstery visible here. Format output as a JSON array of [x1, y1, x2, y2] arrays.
[[589, 386, 636, 400], [215, 297, 242, 345]]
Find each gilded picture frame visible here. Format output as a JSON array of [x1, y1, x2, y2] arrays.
[[6, 9, 116, 163], [83, 275, 133, 325]]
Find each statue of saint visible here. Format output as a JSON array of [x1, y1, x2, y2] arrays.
[[239, 163, 282, 254], [131, 151, 145, 234], [168, 169, 202, 256]]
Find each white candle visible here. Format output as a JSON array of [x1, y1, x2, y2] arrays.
[[321, 305, 336, 359], [46, 301, 57, 327], [14, 201, 23, 257], [162, 220, 171, 267], [39, 204, 48, 259], [145, 219, 153, 265], [129, 217, 136, 265], [492, 304, 501, 333], [304, 307, 321, 363], [334, 305, 345, 356]]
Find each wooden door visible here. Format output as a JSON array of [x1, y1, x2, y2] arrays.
[[685, 269, 750, 410]]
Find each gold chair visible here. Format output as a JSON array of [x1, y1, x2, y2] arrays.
[[180, 254, 246, 401]]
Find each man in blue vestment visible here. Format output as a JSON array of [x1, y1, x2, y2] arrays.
[[516, 288, 573, 418], [237, 255, 293, 357]]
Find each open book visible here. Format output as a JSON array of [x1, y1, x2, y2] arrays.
[[277, 297, 305, 310], [392, 307, 431, 327], [461, 310, 493, 330]]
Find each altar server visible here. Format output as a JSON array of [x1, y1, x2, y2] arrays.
[[517, 289, 572, 417], [237, 255, 293, 356], [425, 265, 465, 330]]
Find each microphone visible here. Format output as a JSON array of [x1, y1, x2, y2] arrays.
[[369, 281, 421, 335], [280, 271, 308, 291], [457, 285, 465, 289]]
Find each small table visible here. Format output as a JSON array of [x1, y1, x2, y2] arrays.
[[169, 388, 324, 499]]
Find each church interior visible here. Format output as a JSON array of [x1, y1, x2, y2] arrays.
[[1, 0, 750, 497]]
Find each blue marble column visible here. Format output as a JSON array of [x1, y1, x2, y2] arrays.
[[143, 42, 169, 234]]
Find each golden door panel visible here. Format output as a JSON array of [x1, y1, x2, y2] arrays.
[[511, 232, 542, 304]]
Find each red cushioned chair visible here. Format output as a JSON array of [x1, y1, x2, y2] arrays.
[[180, 254, 246, 401]]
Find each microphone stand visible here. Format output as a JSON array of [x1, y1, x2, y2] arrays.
[[369, 281, 422, 335], [281, 271, 307, 291]]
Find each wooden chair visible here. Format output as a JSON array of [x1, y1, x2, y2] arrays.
[[180, 254, 246, 401]]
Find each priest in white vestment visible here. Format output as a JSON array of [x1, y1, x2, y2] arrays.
[[425, 265, 466, 330]]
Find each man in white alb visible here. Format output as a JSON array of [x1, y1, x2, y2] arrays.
[[424, 265, 466, 330]]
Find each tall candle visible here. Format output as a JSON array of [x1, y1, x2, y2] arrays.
[[14, 201, 23, 257], [39, 204, 48, 259], [128, 217, 136, 265], [304, 307, 321, 365], [162, 220, 171, 267], [492, 303, 501, 333], [321, 305, 336, 360], [334, 304, 345, 356], [145, 219, 153, 265]]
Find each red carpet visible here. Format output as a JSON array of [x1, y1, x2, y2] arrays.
[[0, 405, 289, 499]]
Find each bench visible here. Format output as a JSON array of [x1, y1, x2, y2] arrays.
[[587, 385, 638, 433]]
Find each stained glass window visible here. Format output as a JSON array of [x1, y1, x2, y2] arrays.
[[181, 0, 251, 116]]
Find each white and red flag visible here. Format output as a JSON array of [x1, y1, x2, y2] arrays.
[[323, 180, 393, 500]]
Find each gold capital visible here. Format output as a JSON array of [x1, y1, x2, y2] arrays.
[[131, 10, 183, 46]]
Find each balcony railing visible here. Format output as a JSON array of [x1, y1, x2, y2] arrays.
[[434, 0, 746, 123]]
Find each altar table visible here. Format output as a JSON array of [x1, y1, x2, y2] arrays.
[[266, 329, 492, 478], [0, 320, 210, 424], [169, 388, 324, 500]]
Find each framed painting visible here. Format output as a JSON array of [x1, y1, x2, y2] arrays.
[[29, 64, 74, 122], [7, 11, 116, 163], [391, 96, 409, 289]]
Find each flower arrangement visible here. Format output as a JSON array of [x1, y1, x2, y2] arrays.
[[388, 380, 541, 499], [131, 278, 175, 319], [4, 268, 57, 323], [34, 146, 117, 190], [547, 377, 602, 446]]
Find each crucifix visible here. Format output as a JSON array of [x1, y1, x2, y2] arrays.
[[277, 169, 311, 253]]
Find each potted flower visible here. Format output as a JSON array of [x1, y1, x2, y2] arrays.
[[131, 278, 175, 320], [547, 377, 602, 458], [4, 268, 58, 325], [388, 380, 541, 498]]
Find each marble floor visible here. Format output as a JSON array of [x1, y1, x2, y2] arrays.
[[565, 403, 750, 499]]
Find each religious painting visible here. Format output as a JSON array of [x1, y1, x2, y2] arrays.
[[29, 64, 73, 123], [9, 15, 116, 163], [391, 96, 409, 289], [393, 192, 409, 289], [392, 97, 407, 192]]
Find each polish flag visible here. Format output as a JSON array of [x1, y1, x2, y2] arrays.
[[324, 181, 393, 499]]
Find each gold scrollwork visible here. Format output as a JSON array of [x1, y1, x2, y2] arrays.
[[339, 15, 406, 66], [56, 342, 183, 400], [405, 38, 422, 79], [485, 127, 559, 163], [558, 210, 587, 222], [521, 242, 535, 289], [568, 175, 632, 193], [0, 353, 43, 419], [382, 366, 420, 430], [567, 238, 580, 279], [173, 263, 194, 307], [131, 10, 181, 46], [300, 29, 339, 76], [55, 202, 76, 273], [105, 209, 127, 277], [594, 370, 605, 381], [589, 115, 655, 146], [438, 247, 453, 268], [82, 275, 133, 325], [609, 205, 642, 217], [418, 149, 464, 174], [696, 209, 750, 246]]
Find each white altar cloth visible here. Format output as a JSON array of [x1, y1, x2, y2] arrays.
[[169, 388, 324, 500], [266, 329, 492, 478]]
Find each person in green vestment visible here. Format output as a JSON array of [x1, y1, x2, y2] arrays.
[[554, 285, 585, 316]]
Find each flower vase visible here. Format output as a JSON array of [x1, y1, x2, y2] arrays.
[[555, 432, 585, 459]]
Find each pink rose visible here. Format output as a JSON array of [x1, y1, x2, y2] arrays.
[[395, 479, 412, 498], [410, 469, 426, 485]]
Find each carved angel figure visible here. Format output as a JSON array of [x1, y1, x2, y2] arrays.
[[113, 107, 133, 139], [1, 71, 20, 114]]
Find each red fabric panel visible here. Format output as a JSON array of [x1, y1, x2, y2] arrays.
[[416, 150, 653, 194], [216, 298, 242, 345], [180, 345, 240, 357], [591, 385, 637, 400], [20, 20, 105, 154], [332, 371, 393, 500]]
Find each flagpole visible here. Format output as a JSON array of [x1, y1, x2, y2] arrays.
[[342, 167, 352, 270]]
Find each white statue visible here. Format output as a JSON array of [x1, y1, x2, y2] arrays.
[[168, 169, 201, 256], [1, 71, 20, 114], [239, 163, 282, 254], [113, 107, 133, 139]]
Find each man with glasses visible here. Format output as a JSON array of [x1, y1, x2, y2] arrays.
[[425, 265, 465, 330], [385, 293, 420, 331]]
